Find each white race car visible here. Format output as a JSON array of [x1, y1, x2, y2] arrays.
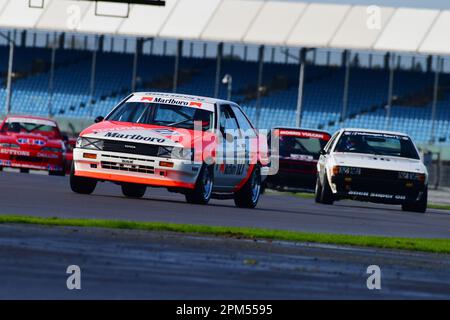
[[70, 92, 267, 208], [315, 128, 428, 212]]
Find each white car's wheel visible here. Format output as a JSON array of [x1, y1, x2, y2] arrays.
[[121, 183, 146, 198], [70, 164, 97, 195], [185, 165, 213, 205]]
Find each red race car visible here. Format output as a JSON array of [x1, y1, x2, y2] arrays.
[[266, 127, 331, 191], [0, 115, 66, 175]]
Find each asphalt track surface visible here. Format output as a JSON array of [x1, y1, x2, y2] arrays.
[[1, 224, 449, 299], [0, 171, 449, 299], [0, 171, 449, 238]]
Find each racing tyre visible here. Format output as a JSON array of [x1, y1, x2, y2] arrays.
[[234, 165, 261, 209], [185, 165, 213, 205], [69, 164, 97, 195], [314, 176, 322, 203], [121, 183, 146, 198], [320, 174, 334, 205], [402, 188, 428, 213], [49, 167, 66, 176]]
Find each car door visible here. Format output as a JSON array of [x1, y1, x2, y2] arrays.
[[231, 104, 256, 184], [214, 104, 243, 190]]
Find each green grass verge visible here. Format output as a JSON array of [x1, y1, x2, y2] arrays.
[[428, 203, 450, 211], [0, 215, 449, 254]]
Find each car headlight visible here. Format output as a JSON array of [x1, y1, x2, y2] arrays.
[[157, 146, 173, 158], [398, 171, 426, 182], [333, 166, 361, 175], [41, 147, 63, 153], [158, 146, 193, 160], [76, 137, 103, 150], [0, 142, 19, 148], [171, 147, 193, 160]]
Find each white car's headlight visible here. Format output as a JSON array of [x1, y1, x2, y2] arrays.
[[171, 147, 193, 161], [398, 171, 426, 182], [333, 166, 361, 175], [76, 137, 104, 150]]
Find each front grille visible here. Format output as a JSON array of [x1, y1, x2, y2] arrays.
[[13, 156, 43, 163], [102, 140, 159, 157], [101, 161, 155, 174], [102, 154, 155, 163], [359, 168, 400, 180]]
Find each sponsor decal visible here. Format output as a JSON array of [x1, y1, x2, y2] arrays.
[[151, 128, 181, 136], [104, 132, 165, 144], [279, 130, 329, 140], [17, 138, 45, 146], [189, 101, 202, 107], [289, 154, 314, 161], [37, 152, 59, 159], [348, 190, 406, 200], [344, 131, 409, 141], [129, 94, 213, 111], [0, 149, 30, 156], [154, 97, 188, 106]]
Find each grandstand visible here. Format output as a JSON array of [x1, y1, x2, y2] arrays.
[[0, 0, 449, 147]]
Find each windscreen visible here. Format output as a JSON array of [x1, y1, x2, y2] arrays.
[[106, 102, 213, 131], [278, 130, 330, 160], [3, 121, 60, 139], [334, 131, 420, 160]]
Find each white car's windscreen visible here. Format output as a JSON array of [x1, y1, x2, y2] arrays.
[[334, 131, 420, 160], [106, 102, 214, 131]]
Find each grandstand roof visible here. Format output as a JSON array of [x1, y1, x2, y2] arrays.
[[1, 0, 449, 55]]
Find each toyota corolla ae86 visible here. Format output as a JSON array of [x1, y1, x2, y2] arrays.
[[70, 92, 269, 208]]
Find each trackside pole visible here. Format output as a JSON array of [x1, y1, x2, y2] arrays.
[[341, 50, 350, 122], [214, 42, 223, 98], [131, 38, 140, 92], [430, 56, 442, 144], [48, 34, 57, 117], [295, 48, 307, 128], [386, 53, 395, 130], [0, 32, 14, 115], [89, 36, 98, 117], [173, 40, 183, 93], [255, 45, 265, 127]]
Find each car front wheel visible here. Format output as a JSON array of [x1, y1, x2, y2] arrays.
[[121, 183, 146, 198], [402, 188, 427, 213], [69, 164, 97, 195], [315, 176, 322, 203], [320, 173, 334, 205], [185, 165, 214, 205]]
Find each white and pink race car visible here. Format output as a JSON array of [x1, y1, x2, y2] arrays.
[[71, 92, 268, 208]]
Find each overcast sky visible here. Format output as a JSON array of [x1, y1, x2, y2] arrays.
[[283, 0, 450, 10]]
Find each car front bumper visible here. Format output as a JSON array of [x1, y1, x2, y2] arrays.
[[331, 175, 426, 204], [73, 148, 201, 189]]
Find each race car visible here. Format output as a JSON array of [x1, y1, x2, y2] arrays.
[[265, 127, 331, 191], [0, 115, 66, 175], [315, 128, 428, 212], [70, 92, 267, 208]]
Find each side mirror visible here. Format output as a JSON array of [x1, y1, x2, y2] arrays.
[[94, 116, 104, 123], [319, 149, 326, 155]]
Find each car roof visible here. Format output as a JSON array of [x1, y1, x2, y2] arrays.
[[4, 115, 56, 122], [339, 128, 410, 137], [132, 92, 233, 105]]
